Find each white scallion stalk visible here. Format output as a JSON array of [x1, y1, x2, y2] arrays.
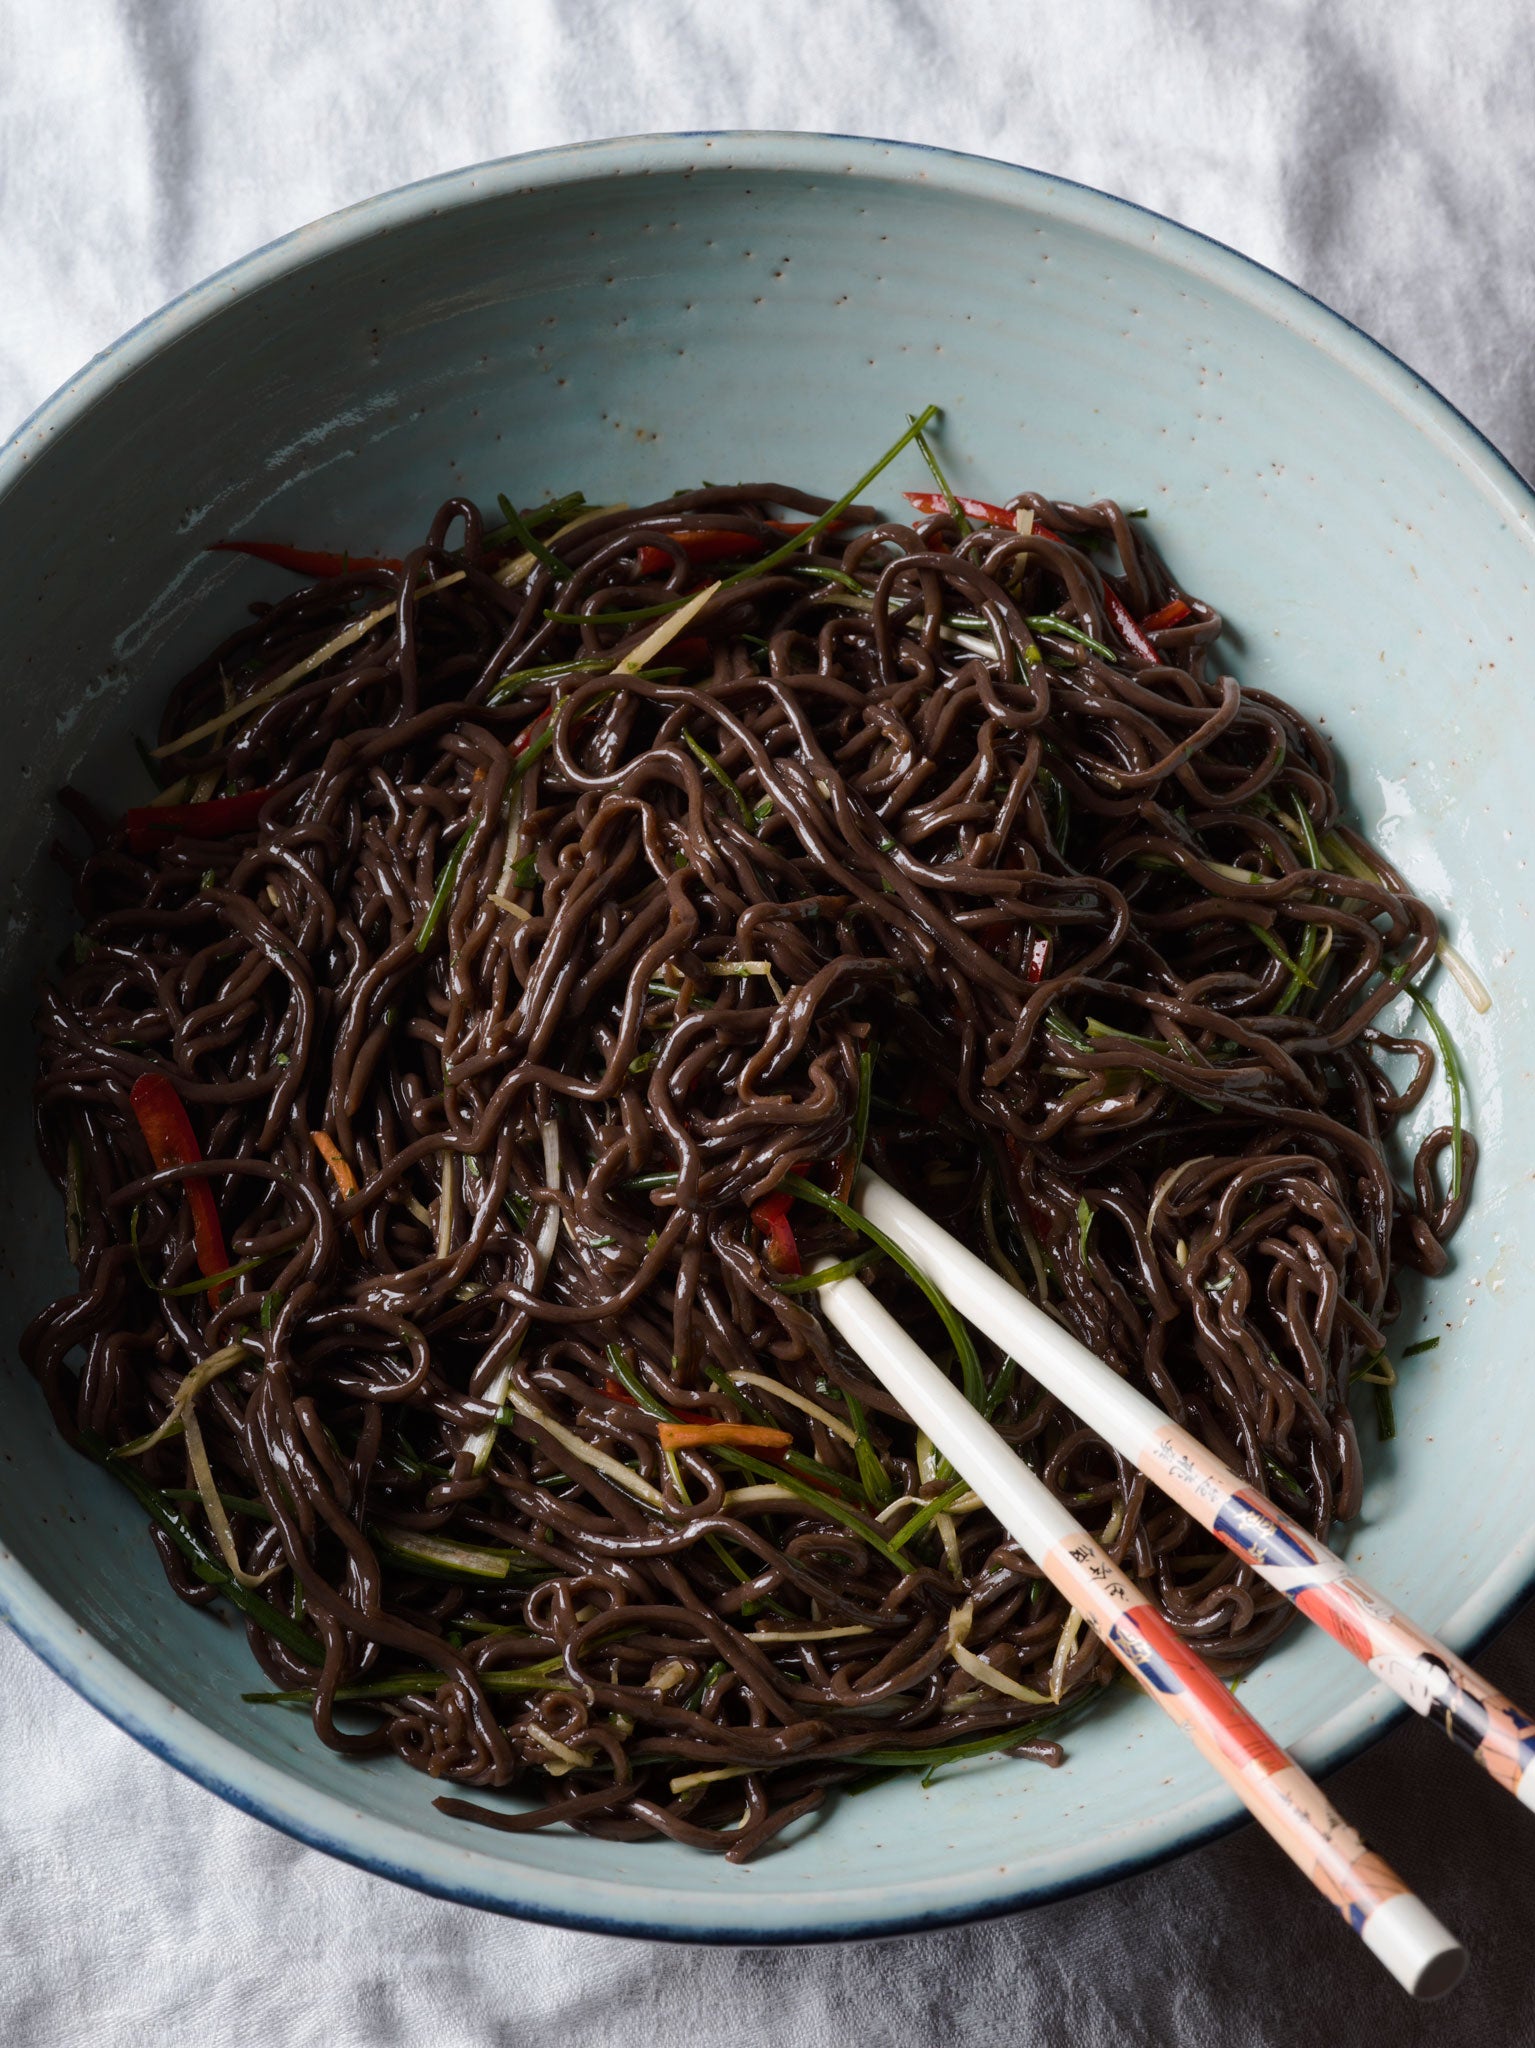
[[951, 1638, 1055, 1707], [669, 1763, 755, 1796], [721, 1483, 802, 1508], [111, 1341, 256, 1461], [371, 1523, 513, 1580], [1437, 936, 1492, 1014], [948, 1600, 1054, 1703], [155, 571, 467, 757], [436, 1153, 457, 1262], [704, 960, 788, 1003], [525, 1725, 590, 1775], [876, 1492, 927, 1523], [613, 580, 722, 673], [182, 1407, 281, 1588], [537, 1117, 564, 1262], [63, 1138, 85, 1264], [497, 1382, 669, 1511], [728, 1372, 860, 1446], [466, 1118, 563, 1475], [493, 504, 628, 591], [1049, 1608, 1086, 1702], [1145, 1155, 1215, 1240], [745, 1624, 875, 1643], [493, 765, 530, 914], [935, 1511, 963, 1580]]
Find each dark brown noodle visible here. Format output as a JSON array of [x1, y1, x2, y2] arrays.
[[25, 472, 1473, 1860]]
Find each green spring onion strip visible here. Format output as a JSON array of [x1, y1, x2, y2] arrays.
[[861, 1702, 1091, 1782], [80, 1426, 320, 1664], [487, 654, 612, 706], [784, 1174, 986, 1411], [1262, 1453, 1309, 1511], [496, 493, 571, 580], [604, 1343, 675, 1420], [544, 598, 691, 628], [886, 1477, 970, 1555], [415, 831, 470, 954], [714, 1448, 912, 1569], [1248, 920, 1317, 995], [370, 1523, 532, 1583], [1076, 1197, 1094, 1265], [546, 406, 943, 632], [1025, 615, 1119, 662], [1402, 1336, 1441, 1358], [681, 727, 753, 826], [1373, 1384, 1397, 1442], [792, 563, 866, 595], [982, 1353, 1019, 1423], [775, 1249, 883, 1295], [701, 1358, 770, 1426], [778, 1449, 868, 1504], [850, 1046, 875, 1180], [730, 405, 940, 586], [482, 489, 586, 548], [1399, 978, 1467, 1200], [909, 416, 970, 535], [156, 1255, 265, 1298], [1269, 800, 1325, 1013], [822, 1378, 895, 1509], [244, 1659, 572, 1708], [163, 1485, 270, 1522]]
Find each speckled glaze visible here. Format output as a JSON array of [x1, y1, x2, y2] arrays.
[[0, 133, 1530, 1943]]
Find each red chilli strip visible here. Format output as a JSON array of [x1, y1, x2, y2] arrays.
[[510, 711, 552, 759], [904, 490, 1017, 527], [634, 519, 836, 579], [210, 540, 403, 578], [602, 1377, 637, 1406], [656, 1422, 794, 1453], [122, 788, 272, 857], [1141, 597, 1192, 633], [127, 1074, 232, 1300], [1102, 586, 1160, 665], [750, 1189, 803, 1277], [902, 492, 1072, 546], [1025, 935, 1053, 983]]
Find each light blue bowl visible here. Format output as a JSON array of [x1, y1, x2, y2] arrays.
[[0, 132, 1530, 1942]]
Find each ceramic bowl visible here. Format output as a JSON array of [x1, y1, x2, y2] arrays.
[[0, 132, 1530, 1941]]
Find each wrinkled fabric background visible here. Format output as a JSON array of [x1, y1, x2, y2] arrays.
[[2, 4, 1533, 2043]]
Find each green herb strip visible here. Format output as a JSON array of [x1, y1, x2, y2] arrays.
[[886, 1478, 970, 1555], [80, 1427, 320, 1665], [681, 727, 753, 826], [714, 1448, 911, 1569], [783, 1174, 986, 1411], [415, 831, 470, 953], [496, 493, 570, 580], [910, 417, 970, 535]]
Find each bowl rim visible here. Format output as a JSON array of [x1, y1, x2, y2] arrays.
[[3, 127, 1534, 1945]]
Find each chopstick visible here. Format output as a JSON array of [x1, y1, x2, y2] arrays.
[[858, 1168, 1535, 1813], [812, 1259, 1465, 1999]]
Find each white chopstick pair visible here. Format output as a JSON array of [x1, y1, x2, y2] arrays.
[[804, 1169, 1489, 2000]]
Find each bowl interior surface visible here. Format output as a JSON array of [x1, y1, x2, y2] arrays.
[[0, 133, 1530, 1940]]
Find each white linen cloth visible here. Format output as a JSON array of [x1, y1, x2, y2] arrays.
[[2, 5, 1533, 2041]]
